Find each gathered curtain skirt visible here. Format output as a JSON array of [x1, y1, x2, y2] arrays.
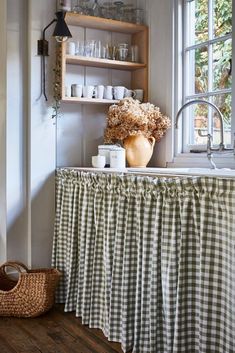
[[52, 169, 235, 353]]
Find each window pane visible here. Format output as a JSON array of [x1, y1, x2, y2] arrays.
[[195, 0, 209, 44], [213, 38, 232, 91], [212, 93, 232, 145], [188, 0, 209, 45], [185, 99, 209, 145], [187, 47, 208, 95], [213, 0, 232, 38]]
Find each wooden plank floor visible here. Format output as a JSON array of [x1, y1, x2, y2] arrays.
[[0, 305, 124, 353]]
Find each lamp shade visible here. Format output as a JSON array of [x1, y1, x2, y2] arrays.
[[53, 11, 72, 42]]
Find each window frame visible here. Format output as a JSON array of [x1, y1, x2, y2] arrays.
[[174, 0, 235, 161]]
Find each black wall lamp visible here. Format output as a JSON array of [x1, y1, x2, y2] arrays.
[[37, 11, 72, 101]]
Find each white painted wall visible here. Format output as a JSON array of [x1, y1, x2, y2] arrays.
[[0, 0, 7, 263], [29, 0, 57, 267], [147, 0, 174, 166], [3, 0, 57, 267], [7, 0, 28, 263]]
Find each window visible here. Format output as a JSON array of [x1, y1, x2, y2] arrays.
[[182, 0, 233, 151]]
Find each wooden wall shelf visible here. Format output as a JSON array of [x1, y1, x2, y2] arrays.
[[66, 55, 146, 71], [60, 13, 149, 104], [62, 97, 119, 105], [65, 12, 147, 34]]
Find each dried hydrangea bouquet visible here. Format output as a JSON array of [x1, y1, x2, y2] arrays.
[[104, 98, 171, 167]]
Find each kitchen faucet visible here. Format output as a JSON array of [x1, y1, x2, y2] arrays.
[[175, 99, 234, 168]]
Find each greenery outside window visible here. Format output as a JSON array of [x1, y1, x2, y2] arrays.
[[182, 0, 232, 152]]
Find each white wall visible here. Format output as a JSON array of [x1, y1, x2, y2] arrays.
[[29, 0, 57, 267], [0, 0, 7, 263], [3, 0, 57, 267], [147, 0, 174, 166], [7, 0, 28, 262]]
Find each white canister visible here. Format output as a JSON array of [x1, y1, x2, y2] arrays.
[[110, 146, 126, 169], [98, 145, 114, 166]]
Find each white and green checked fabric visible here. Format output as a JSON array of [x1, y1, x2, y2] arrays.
[[52, 169, 235, 353]]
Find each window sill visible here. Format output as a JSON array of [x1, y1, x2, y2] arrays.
[[167, 153, 235, 169]]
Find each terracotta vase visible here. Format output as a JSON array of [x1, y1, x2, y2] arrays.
[[123, 135, 156, 168]]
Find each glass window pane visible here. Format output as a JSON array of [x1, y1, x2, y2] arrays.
[[195, 0, 209, 44], [187, 0, 209, 45], [185, 99, 209, 145], [186, 47, 208, 95], [212, 93, 232, 145], [213, 0, 232, 38], [213, 38, 232, 91]]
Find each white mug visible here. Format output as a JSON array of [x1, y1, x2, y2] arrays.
[[92, 155, 106, 168], [134, 89, 144, 102], [66, 41, 76, 55], [65, 86, 71, 97], [104, 86, 113, 100], [71, 84, 82, 98], [113, 86, 125, 100], [124, 89, 136, 98], [94, 85, 104, 99], [83, 85, 95, 99]]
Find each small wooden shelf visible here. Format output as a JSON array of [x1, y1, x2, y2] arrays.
[[62, 97, 119, 105], [66, 55, 146, 70], [66, 12, 147, 34], [59, 12, 149, 104]]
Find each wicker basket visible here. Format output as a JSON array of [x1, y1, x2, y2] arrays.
[[0, 261, 61, 318]]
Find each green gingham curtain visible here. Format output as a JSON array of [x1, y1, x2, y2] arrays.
[[52, 169, 235, 353]]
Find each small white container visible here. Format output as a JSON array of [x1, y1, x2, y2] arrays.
[[110, 146, 126, 169], [92, 155, 106, 168], [98, 145, 113, 166]]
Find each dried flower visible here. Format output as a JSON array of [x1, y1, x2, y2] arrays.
[[104, 98, 171, 143]]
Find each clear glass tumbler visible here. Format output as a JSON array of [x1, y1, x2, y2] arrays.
[[134, 8, 144, 24]]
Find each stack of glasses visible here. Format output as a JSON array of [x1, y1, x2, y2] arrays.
[[71, 0, 145, 24], [67, 40, 139, 62]]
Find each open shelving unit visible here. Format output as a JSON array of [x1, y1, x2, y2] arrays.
[[60, 13, 149, 105]]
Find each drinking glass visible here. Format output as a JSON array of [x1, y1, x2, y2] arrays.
[[134, 8, 144, 24], [122, 4, 134, 23], [76, 41, 85, 56], [130, 45, 139, 62], [102, 2, 115, 19], [73, 0, 92, 15], [113, 1, 124, 21], [91, 0, 102, 17], [84, 40, 96, 57], [118, 47, 128, 61]]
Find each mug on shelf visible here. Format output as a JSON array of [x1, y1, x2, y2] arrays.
[[113, 86, 125, 100], [124, 89, 136, 98], [104, 86, 113, 100], [83, 85, 95, 99], [92, 155, 106, 168], [71, 84, 83, 98], [134, 89, 144, 102], [65, 86, 71, 97], [94, 85, 105, 99]]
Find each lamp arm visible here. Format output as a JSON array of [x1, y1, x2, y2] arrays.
[[42, 19, 57, 40], [41, 19, 57, 101]]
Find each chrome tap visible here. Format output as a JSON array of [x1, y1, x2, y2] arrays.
[[175, 99, 234, 168]]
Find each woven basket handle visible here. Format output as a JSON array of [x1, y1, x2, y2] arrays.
[[0, 261, 29, 275]]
